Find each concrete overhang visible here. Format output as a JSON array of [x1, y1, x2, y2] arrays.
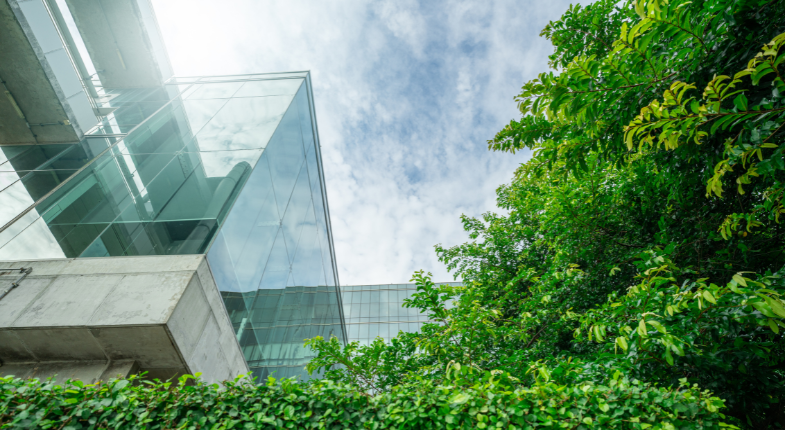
[[0, 0, 96, 144], [0, 254, 249, 384]]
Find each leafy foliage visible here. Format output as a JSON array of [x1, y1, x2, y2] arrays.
[[0, 373, 728, 429], [306, 0, 785, 428], [4, 0, 784, 428]]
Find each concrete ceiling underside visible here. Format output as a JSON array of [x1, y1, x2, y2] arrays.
[[0, 1, 81, 144]]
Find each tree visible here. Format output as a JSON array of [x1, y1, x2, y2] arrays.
[[307, 0, 785, 427]]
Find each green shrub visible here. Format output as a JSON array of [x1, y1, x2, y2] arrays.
[[0, 373, 729, 429]]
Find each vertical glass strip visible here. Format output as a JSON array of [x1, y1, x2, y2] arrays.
[[208, 78, 344, 381]]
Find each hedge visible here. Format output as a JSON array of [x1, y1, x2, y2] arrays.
[[0, 373, 731, 429]]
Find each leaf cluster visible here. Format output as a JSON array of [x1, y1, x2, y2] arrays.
[[306, 0, 785, 428], [0, 372, 729, 430]]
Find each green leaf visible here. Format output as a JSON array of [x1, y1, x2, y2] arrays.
[[766, 298, 785, 318], [752, 301, 778, 318], [769, 318, 779, 334], [638, 320, 648, 337], [647, 320, 667, 334], [112, 380, 130, 392], [733, 93, 748, 111], [665, 348, 674, 365], [449, 392, 471, 405]]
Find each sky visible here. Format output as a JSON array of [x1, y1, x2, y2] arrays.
[[150, 0, 576, 285]]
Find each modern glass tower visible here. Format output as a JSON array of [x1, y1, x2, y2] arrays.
[[0, 0, 344, 382], [341, 283, 461, 345]]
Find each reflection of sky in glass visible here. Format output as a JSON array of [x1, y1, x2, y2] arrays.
[[0, 172, 22, 191], [0, 74, 321, 266], [0, 216, 66, 260], [182, 98, 229, 136], [53, 0, 97, 77], [205, 76, 343, 382], [199, 150, 262, 177], [234, 79, 303, 97], [341, 283, 462, 346], [186, 82, 243, 99], [0, 141, 102, 257], [0, 148, 10, 164], [0, 72, 341, 382], [192, 96, 296, 151], [0, 182, 36, 229], [206, 81, 333, 293]]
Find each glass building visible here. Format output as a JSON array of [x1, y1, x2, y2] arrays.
[[341, 283, 462, 345], [0, 0, 344, 381]]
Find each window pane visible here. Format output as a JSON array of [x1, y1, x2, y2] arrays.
[[0, 145, 35, 165], [0, 144, 73, 171], [186, 82, 243, 99], [234, 79, 303, 97], [377, 324, 388, 339], [0, 171, 23, 191], [0, 216, 65, 260], [195, 96, 293, 151], [0, 181, 35, 227], [19, 169, 79, 201]]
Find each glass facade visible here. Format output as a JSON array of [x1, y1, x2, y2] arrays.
[[221, 286, 343, 380], [341, 283, 462, 345], [5, 0, 450, 380], [0, 72, 345, 380]]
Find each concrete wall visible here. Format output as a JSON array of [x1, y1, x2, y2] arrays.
[[0, 254, 249, 384]]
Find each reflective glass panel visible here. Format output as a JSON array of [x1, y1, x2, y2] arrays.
[[0, 171, 24, 191], [0, 146, 33, 165], [186, 82, 243, 100], [340, 283, 463, 344], [0, 78, 296, 262], [0, 182, 35, 227], [234, 79, 303, 98], [0, 73, 342, 384], [209, 80, 343, 381], [194, 96, 292, 151], [0, 144, 73, 171]]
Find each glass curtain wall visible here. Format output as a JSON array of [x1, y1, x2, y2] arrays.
[[85, 85, 183, 135], [210, 74, 344, 381], [341, 283, 462, 345], [0, 73, 309, 259], [0, 73, 345, 380]]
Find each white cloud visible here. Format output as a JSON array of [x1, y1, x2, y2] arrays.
[[373, 0, 428, 58], [151, 0, 575, 285]]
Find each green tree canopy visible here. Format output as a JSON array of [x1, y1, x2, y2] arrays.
[[307, 0, 785, 427]]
